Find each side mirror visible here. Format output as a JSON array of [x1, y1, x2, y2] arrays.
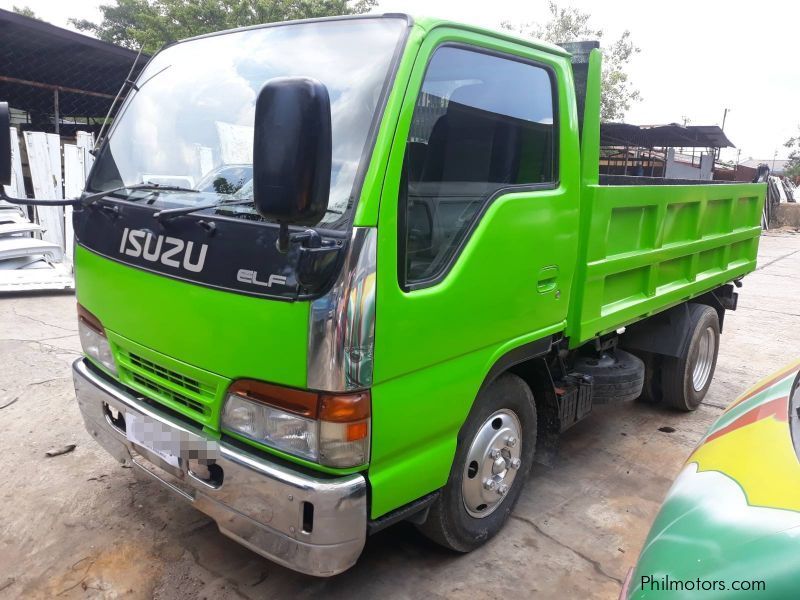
[[0, 102, 11, 187], [252, 77, 332, 251]]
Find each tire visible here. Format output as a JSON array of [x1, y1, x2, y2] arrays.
[[572, 349, 644, 403], [635, 351, 663, 404], [416, 373, 537, 552], [662, 303, 720, 411]]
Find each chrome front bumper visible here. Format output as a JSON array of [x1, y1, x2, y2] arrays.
[[72, 358, 367, 577]]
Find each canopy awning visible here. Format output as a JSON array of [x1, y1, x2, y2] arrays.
[[0, 8, 148, 117], [600, 122, 735, 149]]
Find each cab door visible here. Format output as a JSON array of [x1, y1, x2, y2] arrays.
[[367, 29, 581, 517]]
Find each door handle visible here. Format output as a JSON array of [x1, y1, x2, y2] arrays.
[[537, 266, 559, 293]]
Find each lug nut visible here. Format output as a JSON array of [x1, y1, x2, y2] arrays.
[[497, 483, 509, 496], [489, 448, 501, 459], [505, 436, 518, 448], [483, 479, 498, 491], [510, 458, 521, 469]]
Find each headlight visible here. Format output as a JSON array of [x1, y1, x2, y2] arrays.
[[77, 304, 117, 375], [221, 380, 370, 468], [222, 394, 318, 460]]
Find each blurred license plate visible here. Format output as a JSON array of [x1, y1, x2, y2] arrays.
[[126, 412, 180, 468]]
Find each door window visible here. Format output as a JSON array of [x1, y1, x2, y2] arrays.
[[400, 45, 557, 287]]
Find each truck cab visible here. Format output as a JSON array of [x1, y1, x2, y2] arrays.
[[0, 14, 765, 576]]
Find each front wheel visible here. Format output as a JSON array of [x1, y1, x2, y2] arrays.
[[417, 373, 537, 552]]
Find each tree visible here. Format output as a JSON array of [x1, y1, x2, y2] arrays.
[[785, 127, 800, 179], [12, 5, 39, 18], [69, 0, 378, 54], [503, 2, 641, 121]]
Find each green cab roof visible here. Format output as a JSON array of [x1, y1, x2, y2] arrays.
[[174, 13, 571, 59], [409, 14, 571, 58]]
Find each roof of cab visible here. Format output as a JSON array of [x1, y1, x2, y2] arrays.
[[172, 13, 571, 59], [410, 14, 571, 58]]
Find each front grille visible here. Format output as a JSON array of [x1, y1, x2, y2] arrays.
[[114, 348, 219, 424], [128, 353, 209, 396], [130, 372, 208, 416]]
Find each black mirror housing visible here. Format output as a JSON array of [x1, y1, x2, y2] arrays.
[[0, 102, 11, 187], [252, 77, 332, 227]]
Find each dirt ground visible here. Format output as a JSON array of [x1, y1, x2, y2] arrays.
[[1, 231, 799, 600]]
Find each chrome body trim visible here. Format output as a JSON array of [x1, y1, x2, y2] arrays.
[[72, 358, 367, 577], [307, 226, 376, 391]]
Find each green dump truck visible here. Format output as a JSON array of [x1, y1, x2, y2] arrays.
[[0, 14, 767, 576]]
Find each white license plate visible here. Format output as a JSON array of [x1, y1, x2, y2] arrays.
[[126, 412, 181, 469]]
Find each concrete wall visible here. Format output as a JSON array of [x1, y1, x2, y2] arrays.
[[664, 148, 713, 180], [772, 203, 800, 228]]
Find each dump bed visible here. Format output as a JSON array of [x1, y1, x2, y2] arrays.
[[565, 44, 766, 346], [566, 180, 765, 345]]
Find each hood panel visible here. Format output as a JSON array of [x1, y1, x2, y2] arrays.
[[75, 245, 309, 394]]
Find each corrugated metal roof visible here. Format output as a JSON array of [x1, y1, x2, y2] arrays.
[[0, 8, 148, 116], [740, 159, 789, 169], [601, 123, 735, 148]]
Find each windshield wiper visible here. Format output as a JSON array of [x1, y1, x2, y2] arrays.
[[153, 200, 345, 223], [153, 199, 255, 222], [82, 183, 199, 207]]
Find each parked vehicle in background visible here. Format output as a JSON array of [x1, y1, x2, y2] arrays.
[[621, 360, 800, 599], [0, 14, 768, 576]]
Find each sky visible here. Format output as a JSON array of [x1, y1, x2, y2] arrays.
[[3, 0, 798, 162]]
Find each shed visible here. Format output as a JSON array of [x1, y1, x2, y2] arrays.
[[0, 8, 148, 135]]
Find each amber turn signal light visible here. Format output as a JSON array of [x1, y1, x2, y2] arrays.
[[228, 380, 371, 423], [77, 303, 105, 335]]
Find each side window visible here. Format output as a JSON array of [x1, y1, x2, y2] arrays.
[[400, 45, 557, 287]]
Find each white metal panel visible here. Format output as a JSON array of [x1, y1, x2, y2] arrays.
[[0, 203, 26, 222], [0, 237, 63, 262], [76, 130, 95, 175], [63, 144, 85, 198], [0, 264, 74, 291], [24, 131, 64, 248], [1, 131, 77, 292], [64, 132, 94, 268], [3, 127, 26, 198], [46, 133, 63, 200], [0, 222, 42, 237], [63, 144, 86, 264]]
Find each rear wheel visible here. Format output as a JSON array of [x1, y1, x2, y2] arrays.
[[417, 373, 536, 552], [662, 303, 720, 411]]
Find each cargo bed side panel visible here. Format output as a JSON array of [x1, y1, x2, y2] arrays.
[[567, 182, 765, 345]]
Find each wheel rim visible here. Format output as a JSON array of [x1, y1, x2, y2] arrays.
[[461, 409, 522, 518], [692, 326, 716, 392]]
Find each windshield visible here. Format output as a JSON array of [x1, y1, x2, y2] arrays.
[[87, 17, 406, 229]]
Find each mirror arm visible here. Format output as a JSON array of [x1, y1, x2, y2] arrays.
[[277, 223, 291, 253], [290, 228, 322, 249], [0, 187, 82, 207], [276, 225, 324, 254]]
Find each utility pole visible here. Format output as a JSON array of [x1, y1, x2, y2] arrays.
[[716, 108, 730, 162], [772, 149, 777, 172], [734, 148, 741, 180]]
